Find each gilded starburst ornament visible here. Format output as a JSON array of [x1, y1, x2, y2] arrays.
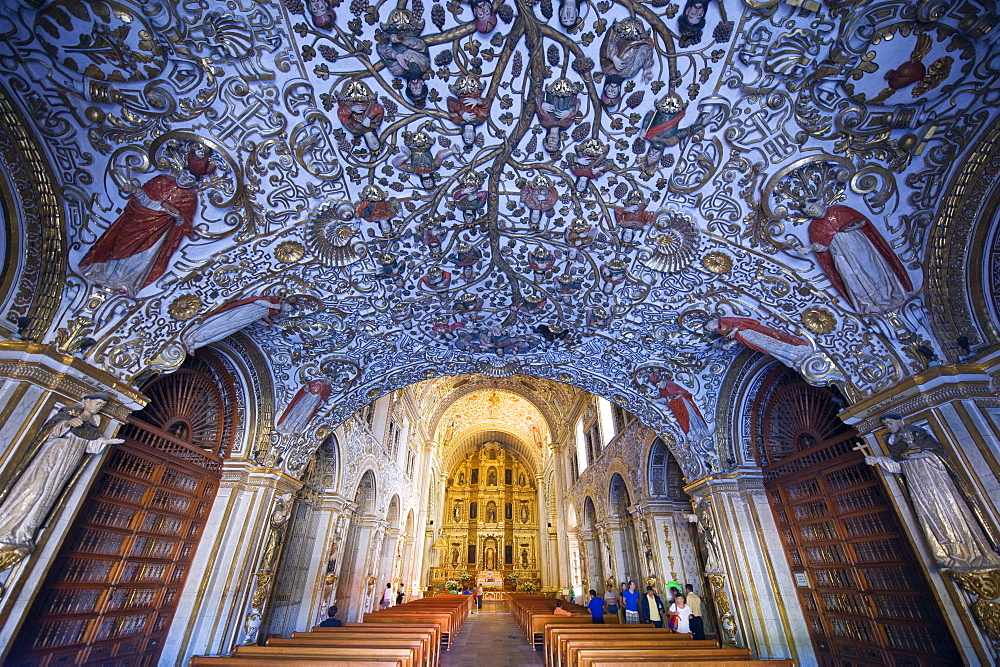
[[802, 307, 836, 334], [702, 252, 732, 274], [169, 294, 203, 321], [275, 241, 305, 263]]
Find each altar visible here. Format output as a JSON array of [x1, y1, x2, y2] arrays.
[[477, 571, 503, 588]]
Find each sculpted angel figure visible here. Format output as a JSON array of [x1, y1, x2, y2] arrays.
[[614, 191, 654, 244], [446, 75, 491, 146], [599, 17, 654, 106], [356, 185, 402, 236], [641, 94, 707, 171], [676, 0, 709, 47], [0, 394, 124, 566], [536, 78, 581, 153], [866, 414, 1000, 569], [452, 171, 488, 224], [520, 174, 559, 226], [468, 0, 497, 34], [566, 138, 611, 192], [789, 196, 912, 315], [707, 316, 812, 369], [336, 80, 385, 152], [376, 10, 431, 106], [392, 131, 454, 189], [307, 0, 335, 30], [80, 149, 216, 297]]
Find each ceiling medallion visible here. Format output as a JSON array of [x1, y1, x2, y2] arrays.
[[702, 252, 733, 274], [802, 307, 837, 335], [274, 241, 305, 263], [642, 210, 700, 273], [168, 294, 203, 321]]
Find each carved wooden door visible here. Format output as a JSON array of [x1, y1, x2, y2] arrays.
[[10, 359, 233, 665], [757, 372, 958, 666]]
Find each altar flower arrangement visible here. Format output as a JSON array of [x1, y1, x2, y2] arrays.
[[459, 573, 472, 585], [520, 581, 536, 592], [445, 579, 459, 591]]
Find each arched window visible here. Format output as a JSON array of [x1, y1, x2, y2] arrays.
[[648, 439, 687, 501]]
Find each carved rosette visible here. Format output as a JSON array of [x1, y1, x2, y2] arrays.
[[951, 568, 1000, 648]]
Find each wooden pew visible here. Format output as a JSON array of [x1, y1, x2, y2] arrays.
[[189, 644, 414, 666], [528, 614, 624, 649], [266, 634, 432, 667], [232, 644, 418, 666], [363, 612, 455, 649], [575, 646, 755, 666], [310, 623, 441, 666], [545, 628, 699, 667], [584, 661, 794, 667]]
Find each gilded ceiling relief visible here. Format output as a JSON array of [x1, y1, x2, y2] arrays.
[[1, 0, 998, 478]]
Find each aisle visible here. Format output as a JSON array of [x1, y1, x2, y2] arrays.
[[440, 602, 544, 666]]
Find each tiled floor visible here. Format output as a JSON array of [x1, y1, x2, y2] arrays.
[[441, 602, 544, 666]]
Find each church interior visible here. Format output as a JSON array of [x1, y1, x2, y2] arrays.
[[1, 0, 1000, 664]]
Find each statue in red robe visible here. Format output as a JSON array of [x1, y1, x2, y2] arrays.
[[79, 150, 215, 296], [708, 316, 812, 369], [276, 379, 333, 436], [645, 370, 708, 437], [792, 198, 913, 315]]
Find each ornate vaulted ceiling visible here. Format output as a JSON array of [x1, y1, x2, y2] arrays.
[[2, 0, 998, 479]]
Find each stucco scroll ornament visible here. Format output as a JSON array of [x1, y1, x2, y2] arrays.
[[0, 394, 124, 590]]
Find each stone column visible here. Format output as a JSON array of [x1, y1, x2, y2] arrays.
[[839, 359, 1000, 665], [686, 471, 816, 664], [0, 342, 145, 657], [161, 464, 302, 663], [550, 445, 570, 589]]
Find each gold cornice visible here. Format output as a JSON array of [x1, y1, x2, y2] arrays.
[[0, 340, 146, 415], [837, 352, 1000, 428], [0, 82, 66, 342]]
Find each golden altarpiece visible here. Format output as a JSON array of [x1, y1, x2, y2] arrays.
[[431, 444, 540, 593]]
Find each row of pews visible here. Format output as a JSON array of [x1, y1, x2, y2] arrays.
[[506, 594, 795, 667], [189, 592, 474, 666]]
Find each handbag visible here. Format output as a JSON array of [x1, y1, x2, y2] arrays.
[[668, 614, 679, 631]]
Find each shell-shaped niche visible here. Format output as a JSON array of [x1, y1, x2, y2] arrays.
[[310, 200, 366, 267], [642, 210, 700, 274]]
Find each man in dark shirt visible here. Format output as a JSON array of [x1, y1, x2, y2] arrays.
[[318, 604, 342, 627]]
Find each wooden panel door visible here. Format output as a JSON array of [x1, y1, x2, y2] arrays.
[[758, 375, 958, 666], [10, 361, 232, 666]]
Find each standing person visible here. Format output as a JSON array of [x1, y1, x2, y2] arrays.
[[380, 583, 393, 609], [476, 584, 484, 609], [617, 582, 628, 623], [587, 589, 605, 624], [685, 584, 704, 640], [396, 587, 405, 606], [603, 585, 619, 620], [669, 594, 694, 634], [640, 585, 665, 628], [621, 580, 640, 624], [318, 605, 342, 627]]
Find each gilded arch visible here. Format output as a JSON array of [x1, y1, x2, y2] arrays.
[[0, 83, 66, 341]]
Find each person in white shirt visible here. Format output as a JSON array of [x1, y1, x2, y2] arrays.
[[669, 594, 693, 634]]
